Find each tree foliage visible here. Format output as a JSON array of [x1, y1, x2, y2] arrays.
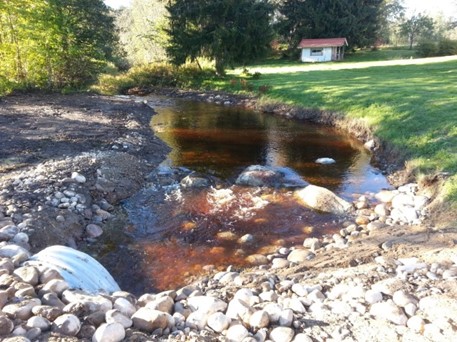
[[277, 0, 384, 49], [114, 0, 168, 66], [165, 0, 274, 75], [399, 14, 435, 49], [0, 0, 116, 91]]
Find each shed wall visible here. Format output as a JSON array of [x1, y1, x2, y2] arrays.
[[300, 47, 333, 62]]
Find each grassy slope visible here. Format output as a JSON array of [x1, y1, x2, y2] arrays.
[[204, 52, 457, 201]]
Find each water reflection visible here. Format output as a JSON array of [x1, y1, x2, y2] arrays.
[[151, 99, 389, 196]]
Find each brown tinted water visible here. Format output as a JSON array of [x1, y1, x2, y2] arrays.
[[100, 97, 391, 295]]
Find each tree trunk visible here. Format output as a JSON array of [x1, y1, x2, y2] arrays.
[[215, 57, 225, 76]]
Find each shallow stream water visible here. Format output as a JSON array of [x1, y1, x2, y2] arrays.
[[101, 97, 391, 294]]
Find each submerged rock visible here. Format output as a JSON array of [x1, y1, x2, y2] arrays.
[[295, 185, 353, 215]]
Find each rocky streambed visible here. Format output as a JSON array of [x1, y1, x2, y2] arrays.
[[0, 93, 456, 342]]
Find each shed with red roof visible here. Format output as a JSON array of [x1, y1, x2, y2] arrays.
[[298, 38, 348, 62]]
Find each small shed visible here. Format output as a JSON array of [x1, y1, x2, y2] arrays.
[[298, 38, 348, 63]]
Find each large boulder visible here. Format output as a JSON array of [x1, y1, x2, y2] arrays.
[[236, 165, 308, 188], [294, 185, 353, 214]]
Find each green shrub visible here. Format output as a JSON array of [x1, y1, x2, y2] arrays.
[[417, 40, 438, 57], [438, 39, 457, 56], [92, 62, 217, 95]]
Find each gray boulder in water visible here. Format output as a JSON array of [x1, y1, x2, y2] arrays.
[[236, 165, 308, 188]]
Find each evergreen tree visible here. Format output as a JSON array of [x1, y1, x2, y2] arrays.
[[277, 0, 384, 49], [166, 0, 274, 75]]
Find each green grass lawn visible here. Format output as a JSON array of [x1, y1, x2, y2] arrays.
[[204, 55, 457, 202]]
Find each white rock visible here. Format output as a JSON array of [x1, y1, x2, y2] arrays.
[[186, 310, 208, 330], [315, 158, 336, 164], [370, 300, 408, 325], [404, 302, 417, 316], [27, 246, 120, 294], [2, 298, 41, 320], [187, 296, 227, 314], [392, 290, 418, 307], [419, 295, 457, 321], [226, 298, 253, 320], [114, 297, 136, 317], [226, 324, 249, 342], [287, 249, 313, 263], [270, 326, 295, 342], [374, 203, 389, 217], [375, 190, 397, 203], [249, 310, 270, 329], [26, 316, 51, 331], [71, 172, 86, 183], [0, 244, 31, 259], [263, 303, 283, 323], [12, 232, 29, 244], [282, 297, 306, 314], [365, 289, 383, 304], [146, 296, 174, 314], [93, 322, 125, 342], [13, 266, 39, 286], [207, 312, 230, 333], [295, 185, 352, 214], [106, 309, 133, 328], [61, 290, 112, 313], [279, 309, 294, 327], [407, 316, 425, 333], [391, 194, 415, 208], [132, 308, 170, 332], [291, 283, 309, 297], [293, 333, 313, 342], [272, 258, 290, 269], [52, 314, 81, 336], [42, 279, 69, 295], [307, 289, 325, 303]]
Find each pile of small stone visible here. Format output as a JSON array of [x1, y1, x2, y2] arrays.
[[2, 212, 457, 342]]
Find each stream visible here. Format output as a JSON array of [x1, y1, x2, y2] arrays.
[[100, 96, 391, 294]]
